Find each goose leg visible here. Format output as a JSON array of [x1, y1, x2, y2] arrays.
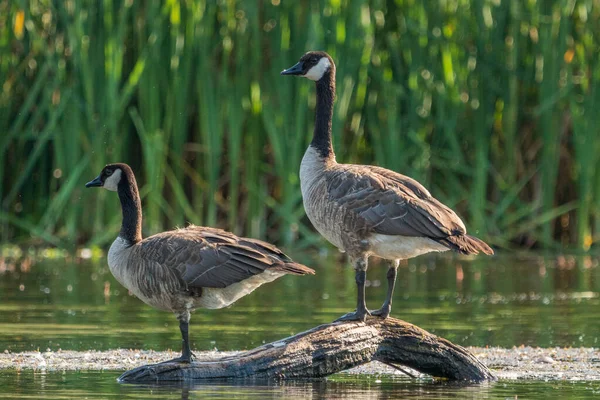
[[370, 259, 399, 319], [335, 256, 371, 322], [178, 318, 194, 362], [160, 312, 195, 364]]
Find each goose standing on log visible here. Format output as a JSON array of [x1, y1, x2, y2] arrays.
[[281, 52, 493, 322], [86, 163, 314, 363]]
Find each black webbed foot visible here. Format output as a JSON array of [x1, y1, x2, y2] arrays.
[[158, 351, 196, 364], [370, 304, 391, 319], [334, 308, 371, 322]]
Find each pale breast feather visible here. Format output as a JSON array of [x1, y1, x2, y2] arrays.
[[107, 237, 134, 289]]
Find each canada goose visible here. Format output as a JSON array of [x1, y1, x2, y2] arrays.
[[85, 163, 314, 363], [281, 51, 493, 322]]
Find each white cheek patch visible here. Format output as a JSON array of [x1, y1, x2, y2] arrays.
[[304, 57, 331, 81], [103, 169, 122, 192]]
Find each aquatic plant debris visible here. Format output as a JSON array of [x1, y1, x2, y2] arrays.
[[0, 347, 598, 381]]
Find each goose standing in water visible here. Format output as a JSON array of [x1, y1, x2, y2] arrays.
[[86, 163, 314, 363], [281, 51, 493, 322]]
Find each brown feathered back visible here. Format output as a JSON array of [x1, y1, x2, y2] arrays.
[[319, 163, 493, 255], [134, 226, 314, 289]]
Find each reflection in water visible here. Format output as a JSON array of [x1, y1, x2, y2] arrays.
[[1, 370, 599, 399], [150, 379, 497, 400]]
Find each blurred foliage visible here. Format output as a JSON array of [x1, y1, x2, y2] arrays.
[[0, 0, 599, 251]]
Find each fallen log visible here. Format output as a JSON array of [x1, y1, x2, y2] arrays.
[[118, 317, 495, 383]]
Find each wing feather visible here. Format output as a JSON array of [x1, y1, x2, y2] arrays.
[[136, 226, 313, 290], [326, 164, 467, 239]]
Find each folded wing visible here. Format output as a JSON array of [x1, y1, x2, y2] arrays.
[[326, 165, 492, 255], [137, 226, 314, 290]]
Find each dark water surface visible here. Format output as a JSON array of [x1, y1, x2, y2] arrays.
[[1, 250, 599, 398], [1, 370, 599, 399]]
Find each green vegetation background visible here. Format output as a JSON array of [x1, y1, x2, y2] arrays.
[[1, 0, 599, 252]]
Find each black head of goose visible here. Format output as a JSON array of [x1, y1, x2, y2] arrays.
[[86, 163, 314, 363], [282, 52, 493, 322]]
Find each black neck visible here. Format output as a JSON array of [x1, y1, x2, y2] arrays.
[[117, 171, 143, 244], [311, 68, 335, 159]]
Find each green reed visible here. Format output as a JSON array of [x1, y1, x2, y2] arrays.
[[1, 0, 598, 252]]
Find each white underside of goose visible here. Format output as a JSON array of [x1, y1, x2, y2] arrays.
[[197, 270, 286, 309], [367, 233, 448, 260]]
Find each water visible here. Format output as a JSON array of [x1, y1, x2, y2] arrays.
[[1, 250, 599, 398], [1, 371, 599, 399]]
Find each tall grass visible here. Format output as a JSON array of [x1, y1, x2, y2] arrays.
[[0, 0, 598, 252]]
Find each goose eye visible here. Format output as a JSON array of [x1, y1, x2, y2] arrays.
[[106, 170, 114, 177]]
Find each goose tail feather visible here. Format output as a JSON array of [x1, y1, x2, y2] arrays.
[[278, 262, 316, 275], [436, 234, 494, 256]]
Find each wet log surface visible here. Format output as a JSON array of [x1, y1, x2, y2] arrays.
[[118, 317, 495, 383]]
